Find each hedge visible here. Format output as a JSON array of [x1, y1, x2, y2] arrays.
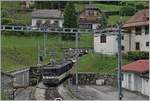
[[127, 51, 149, 60]]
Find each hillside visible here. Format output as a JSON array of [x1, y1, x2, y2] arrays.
[[1, 34, 93, 71], [1, 1, 131, 26]]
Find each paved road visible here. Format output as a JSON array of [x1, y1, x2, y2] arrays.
[[68, 85, 149, 100]]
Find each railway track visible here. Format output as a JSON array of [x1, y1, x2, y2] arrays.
[[34, 82, 63, 100]]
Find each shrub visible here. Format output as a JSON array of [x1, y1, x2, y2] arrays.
[[1, 18, 14, 25], [2, 10, 8, 17], [135, 3, 145, 11], [120, 6, 136, 16], [127, 51, 149, 60]]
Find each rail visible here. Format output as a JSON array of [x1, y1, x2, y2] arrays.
[[1, 25, 124, 35]]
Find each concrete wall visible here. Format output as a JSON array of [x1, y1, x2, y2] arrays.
[[11, 67, 30, 86], [122, 72, 149, 96], [1, 72, 14, 99], [32, 18, 64, 28]]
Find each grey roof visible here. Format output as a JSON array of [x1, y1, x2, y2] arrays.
[[43, 60, 71, 69], [32, 9, 64, 19]]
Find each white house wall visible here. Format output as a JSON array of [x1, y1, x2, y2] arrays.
[[94, 34, 118, 55], [122, 72, 135, 91], [122, 33, 130, 52], [141, 78, 149, 96], [122, 72, 149, 96], [129, 26, 149, 51], [92, 24, 99, 29]]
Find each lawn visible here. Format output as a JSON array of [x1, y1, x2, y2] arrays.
[[1, 1, 21, 9], [75, 3, 123, 12], [1, 33, 93, 71], [78, 52, 131, 74], [107, 15, 130, 25]]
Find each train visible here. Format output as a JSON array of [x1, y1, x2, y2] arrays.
[[28, 49, 89, 86], [42, 60, 74, 86]]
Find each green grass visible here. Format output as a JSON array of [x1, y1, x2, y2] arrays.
[[1, 1, 21, 9], [10, 13, 32, 25], [1, 34, 93, 71], [75, 3, 123, 12], [108, 15, 130, 25], [78, 52, 130, 74]]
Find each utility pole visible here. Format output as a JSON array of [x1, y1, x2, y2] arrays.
[[117, 25, 123, 100], [43, 28, 47, 57], [75, 32, 79, 91]]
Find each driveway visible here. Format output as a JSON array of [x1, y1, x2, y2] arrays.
[[67, 85, 149, 100]]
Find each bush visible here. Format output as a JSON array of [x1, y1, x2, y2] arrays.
[[120, 6, 136, 16], [136, 3, 145, 11], [127, 51, 149, 60], [1, 18, 14, 25], [2, 10, 8, 17]]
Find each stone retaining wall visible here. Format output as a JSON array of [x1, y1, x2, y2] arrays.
[[71, 72, 117, 86]]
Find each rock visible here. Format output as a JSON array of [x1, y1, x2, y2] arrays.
[[96, 79, 105, 86]]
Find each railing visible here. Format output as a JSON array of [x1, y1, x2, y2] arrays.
[[1, 25, 125, 35]]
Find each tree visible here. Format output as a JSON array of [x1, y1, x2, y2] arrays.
[[120, 5, 136, 16], [63, 2, 77, 28], [99, 12, 107, 29]]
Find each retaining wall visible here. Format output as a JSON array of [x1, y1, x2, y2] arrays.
[[71, 72, 117, 86]]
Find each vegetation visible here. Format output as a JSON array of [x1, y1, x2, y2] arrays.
[[34, 1, 67, 9], [1, 34, 93, 71], [75, 3, 123, 12], [127, 51, 149, 60], [1, 1, 21, 9], [78, 52, 131, 74], [63, 2, 77, 28], [107, 15, 130, 26], [120, 5, 136, 16], [1, 93, 10, 100]]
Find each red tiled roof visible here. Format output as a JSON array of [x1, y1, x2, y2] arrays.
[[122, 60, 149, 73], [122, 9, 149, 28]]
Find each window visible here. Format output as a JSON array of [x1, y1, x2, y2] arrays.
[[36, 20, 42, 27], [135, 42, 140, 50], [145, 26, 149, 35], [100, 35, 106, 43], [146, 42, 149, 47], [121, 45, 124, 50], [122, 36, 124, 40], [135, 27, 141, 35]]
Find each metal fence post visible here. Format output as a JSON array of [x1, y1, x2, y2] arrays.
[[117, 25, 123, 100]]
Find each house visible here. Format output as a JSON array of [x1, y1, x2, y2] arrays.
[[122, 9, 149, 52], [78, 4, 103, 29], [32, 9, 64, 28], [94, 9, 149, 54], [21, 0, 33, 8], [122, 60, 149, 96], [94, 28, 118, 55]]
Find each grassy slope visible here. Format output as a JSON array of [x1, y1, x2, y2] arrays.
[[108, 15, 130, 25], [75, 3, 122, 12], [1, 1, 21, 9], [1, 34, 93, 71], [78, 53, 130, 74]]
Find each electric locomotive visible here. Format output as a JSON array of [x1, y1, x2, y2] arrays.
[[42, 60, 74, 86]]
